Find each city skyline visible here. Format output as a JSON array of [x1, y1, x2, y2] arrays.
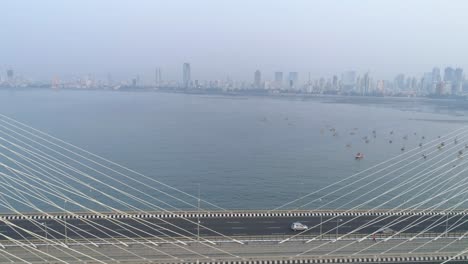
[[2, 63, 467, 98], [4, 0, 468, 81]]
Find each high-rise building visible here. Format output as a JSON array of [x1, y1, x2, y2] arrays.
[[444, 67, 455, 82], [422, 72, 433, 94], [432, 67, 441, 82], [394, 74, 405, 91], [362, 72, 371, 95], [454, 68, 463, 94], [376, 80, 385, 94], [288, 72, 299, 90], [155, 67, 162, 87], [274, 72, 283, 89], [341, 71, 356, 93], [6, 69, 14, 80], [411, 77, 418, 93], [332, 75, 339, 90], [455, 68, 463, 83], [254, 70, 261, 88], [182, 63, 191, 88]]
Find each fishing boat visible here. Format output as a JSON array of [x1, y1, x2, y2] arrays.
[[355, 152, 364, 159]]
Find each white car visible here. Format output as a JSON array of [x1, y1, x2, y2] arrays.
[[290, 222, 308, 231]]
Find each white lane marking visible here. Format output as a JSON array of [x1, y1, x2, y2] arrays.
[[226, 221, 240, 224], [231, 227, 246, 229], [267, 227, 281, 229]]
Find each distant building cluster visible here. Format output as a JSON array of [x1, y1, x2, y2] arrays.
[[166, 64, 467, 98], [242, 67, 467, 97], [0, 68, 30, 88], [1, 64, 468, 98]]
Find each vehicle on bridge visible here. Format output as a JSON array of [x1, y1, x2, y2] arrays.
[[290, 222, 308, 231]]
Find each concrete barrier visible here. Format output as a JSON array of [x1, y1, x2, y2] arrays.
[[0, 209, 465, 221]]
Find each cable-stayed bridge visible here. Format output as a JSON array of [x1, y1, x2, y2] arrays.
[[0, 114, 468, 263]]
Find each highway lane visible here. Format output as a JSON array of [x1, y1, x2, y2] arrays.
[[1, 238, 468, 263], [0, 214, 467, 241]]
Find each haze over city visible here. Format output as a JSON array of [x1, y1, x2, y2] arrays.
[[4, 1, 468, 263], [3, 0, 468, 82]]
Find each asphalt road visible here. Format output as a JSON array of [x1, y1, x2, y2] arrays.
[[1, 238, 468, 263], [1, 213, 467, 241]]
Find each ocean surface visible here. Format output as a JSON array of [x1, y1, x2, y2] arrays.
[[0, 89, 467, 212]]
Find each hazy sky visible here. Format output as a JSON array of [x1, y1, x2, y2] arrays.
[[3, 0, 468, 82]]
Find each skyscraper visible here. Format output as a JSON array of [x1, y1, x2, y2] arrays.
[[394, 74, 405, 91], [422, 72, 433, 94], [274, 72, 283, 89], [288, 72, 299, 90], [432, 67, 441, 83], [341, 71, 356, 93], [444, 67, 455, 82], [362, 72, 371, 95], [454, 68, 463, 94], [254, 70, 261, 88], [332, 75, 339, 90], [155, 67, 162, 87], [6, 69, 14, 80], [183, 63, 191, 88]]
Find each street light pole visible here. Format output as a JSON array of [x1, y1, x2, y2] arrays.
[[320, 214, 323, 240], [42, 223, 49, 254], [64, 200, 68, 244], [336, 219, 342, 238], [317, 198, 323, 240], [197, 183, 200, 241], [445, 213, 449, 237]]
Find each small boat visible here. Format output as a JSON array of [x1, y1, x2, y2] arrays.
[[422, 154, 427, 159], [355, 153, 364, 159], [401, 147, 405, 151], [389, 140, 393, 144], [419, 143, 423, 147]]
